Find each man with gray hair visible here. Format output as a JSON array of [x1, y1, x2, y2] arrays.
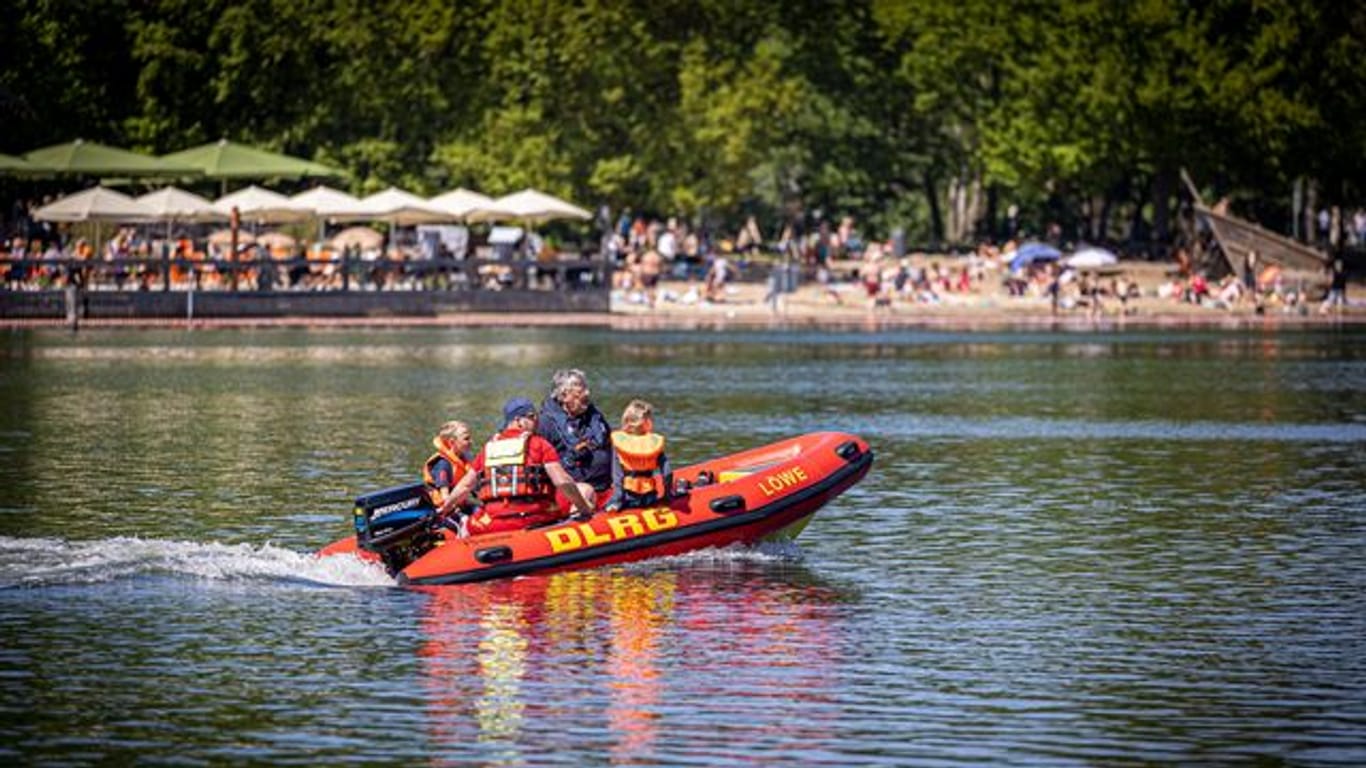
[[537, 368, 613, 504]]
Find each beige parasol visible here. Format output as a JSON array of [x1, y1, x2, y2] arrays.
[[329, 226, 384, 250], [33, 186, 154, 222], [466, 188, 591, 225], [427, 188, 496, 222], [337, 187, 451, 226], [213, 185, 311, 224]]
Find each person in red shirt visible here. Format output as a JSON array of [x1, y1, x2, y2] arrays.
[[439, 397, 593, 535]]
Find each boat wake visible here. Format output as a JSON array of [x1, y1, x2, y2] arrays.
[[620, 539, 805, 574], [0, 535, 394, 589]]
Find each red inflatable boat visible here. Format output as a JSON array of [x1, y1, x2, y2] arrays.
[[318, 431, 872, 586]]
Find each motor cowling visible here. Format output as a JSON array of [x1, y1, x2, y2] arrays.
[[353, 482, 441, 573]]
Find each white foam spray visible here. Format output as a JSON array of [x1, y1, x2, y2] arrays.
[[0, 536, 394, 589]]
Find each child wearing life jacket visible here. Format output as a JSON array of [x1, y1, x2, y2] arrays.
[[423, 420, 473, 509], [605, 399, 672, 513]]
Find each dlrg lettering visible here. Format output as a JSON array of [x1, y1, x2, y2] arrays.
[[545, 508, 679, 553]]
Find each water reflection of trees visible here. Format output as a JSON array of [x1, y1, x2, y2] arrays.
[[415, 563, 847, 764]]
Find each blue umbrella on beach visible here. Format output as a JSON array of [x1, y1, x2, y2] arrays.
[[1009, 242, 1063, 271]]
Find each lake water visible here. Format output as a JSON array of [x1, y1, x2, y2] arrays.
[[2, 326, 1364, 765]]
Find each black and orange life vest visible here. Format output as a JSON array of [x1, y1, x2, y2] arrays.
[[422, 437, 471, 506], [477, 431, 553, 503], [611, 430, 665, 495]]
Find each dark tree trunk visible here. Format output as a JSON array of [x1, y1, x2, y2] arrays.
[[1152, 165, 1175, 244], [983, 184, 999, 241], [1098, 192, 1114, 243], [923, 174, 943, 248]]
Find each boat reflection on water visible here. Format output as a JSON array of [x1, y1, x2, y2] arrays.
[[415, 560, 848, 763]]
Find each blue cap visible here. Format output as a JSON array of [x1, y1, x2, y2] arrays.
[[502, 397, 536, 426]]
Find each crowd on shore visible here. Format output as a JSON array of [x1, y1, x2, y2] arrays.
[[2, 197, 1360, 322], [608, 214, 1356, 320]]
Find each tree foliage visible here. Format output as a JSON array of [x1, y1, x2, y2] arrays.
[[1, 0, 1360, 245]]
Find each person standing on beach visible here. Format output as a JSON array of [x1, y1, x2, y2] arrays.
[[1244, 250, 1262, 311], [1048, 262, 1061, 316], [1320, 256, 1348, 314], [859, 243, 885, 310], [639, 246, 662, 307]]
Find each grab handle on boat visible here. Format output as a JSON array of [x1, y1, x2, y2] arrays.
[[475, 546, 513, 564], [709, 495, 746, 514], [836, 440, 863, 461]]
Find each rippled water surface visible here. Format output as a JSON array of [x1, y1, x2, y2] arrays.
[[2, 327, 1364, 765]]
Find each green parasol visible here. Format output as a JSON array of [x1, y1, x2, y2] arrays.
[[0, 152, 45, 176], [22, 139, 197, 176], [160, 139, 340, 180]]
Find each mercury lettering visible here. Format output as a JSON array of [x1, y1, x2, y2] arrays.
[[757, 466, 809, 497], [545, 508, 679, 554]]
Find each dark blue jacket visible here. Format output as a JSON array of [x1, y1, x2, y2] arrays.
[[537, 397, 612, 491]]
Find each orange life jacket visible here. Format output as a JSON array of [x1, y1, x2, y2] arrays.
[[611, 430, 665, 495], [422, 437, 471, 506], [477, 431, 552, 503]]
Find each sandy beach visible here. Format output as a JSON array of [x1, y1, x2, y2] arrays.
[[610, 260, 1365, 331]]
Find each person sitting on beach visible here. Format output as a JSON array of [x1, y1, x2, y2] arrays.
[[1079, 271, 1103, 318], [704, 252, 732, 302], [423, 420, 474, 510], [1186, 273, 1211, 304], [1215, 275, 1243, 309], [605, 399, 672, 514], [438, 398, 593, 535], [1003, 264, 1029, 297]]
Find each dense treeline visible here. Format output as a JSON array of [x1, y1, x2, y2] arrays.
[[2, 0, 1362, 248]]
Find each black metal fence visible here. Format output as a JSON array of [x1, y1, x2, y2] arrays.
[[2, 253, 612, 293], [1, 255, 614, 320]]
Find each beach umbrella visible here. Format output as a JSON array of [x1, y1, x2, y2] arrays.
[[256, 231, 297, 258], [33, 186, 155, 257], [339, 186, 450, 226], [23, 139, 197, 177], [1065, 246, 1119, 269], [135, 186, 225, 222], [467, 188, 591, 225], [290, 185, 362, 217], [32, 186, 153, 222], [330, 187, 452, 259], [135, 186, 226, 244], [1009, 242, 1063, 271], [291, 185, 364, 242], [213, 185, 310, 224], [161, 139, 339, 180], [0, 152, 44, 176], [329, 226, 384, 250], [428, 188, 495, 221]]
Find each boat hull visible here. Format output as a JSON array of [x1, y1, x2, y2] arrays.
[[319, 431, 872, 586]]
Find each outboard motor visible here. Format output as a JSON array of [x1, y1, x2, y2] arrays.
[[353, 482, 442, 574]]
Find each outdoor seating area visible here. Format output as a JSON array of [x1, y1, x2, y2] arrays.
[[2, 139, 605, 297]]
